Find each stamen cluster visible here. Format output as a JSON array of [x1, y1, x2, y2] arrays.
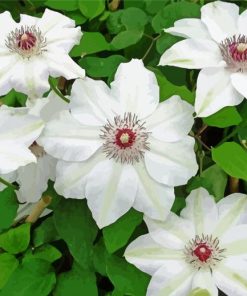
[[100, 113, 150, 164]]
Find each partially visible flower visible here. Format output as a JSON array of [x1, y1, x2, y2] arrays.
[[39, 59, 198, 228], [0, 9, 84, 98], [0, 92, 66, 202], [159, 1, 247, 117], [0, 105, 44, 174], [125, 188, 247, 296]]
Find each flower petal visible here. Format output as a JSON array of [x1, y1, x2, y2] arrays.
[[214, 258, 247, 296], [10, 57, 50, 98], [147, 261, 194, 296], [111, 59, 159, 118], [195, 67, 243, 117], [44, 51, 85, 80], [133, 161, 175, 221], [85, 160, 138, 228], [0, 171, 16, 191], [220, 225, 247, 259], [238, 10, 247, 36], [192, 269, 218, 296], [69, 78, 119, 126], [0, 142, 36, 174], [201, 1, 239, 42], [20, 14, 39, 26], [17, 154, 56, 203], [165, 18, 211, 39], [54, 152, 104, 199], [159, 39, 223, 69], [145, 95, 194, 142], [39, 110, 102, 162], [231, 72, 247, 99], [145, 136, 198, 186], [124, 234, 183, 275], [213, 193, 247, 237], [0, 11, 17, 42], [37, 8, 75, 34], [180, 188, 218, 235], [0, 53, 18, 96], [144, 213, 195, 249]]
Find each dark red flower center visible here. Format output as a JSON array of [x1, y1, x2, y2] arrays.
[[115, 128, 136, 148], [193, 243, 212, 262], [229, 42, 247, 62], [17, 32, 36, 50]]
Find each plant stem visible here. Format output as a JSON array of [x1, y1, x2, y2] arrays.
[[49, 78, 70, 103], [217, 128, 238, 147], [0, 177, 18, 190]]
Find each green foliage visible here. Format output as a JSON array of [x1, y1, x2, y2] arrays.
[[0, 253, 18, 289]]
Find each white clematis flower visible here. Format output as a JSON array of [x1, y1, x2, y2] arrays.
[[125, 188, 247, 296], [0, 92, 67, 203], [39, 59, 198, 228], [0, 105, 44, 174], [0, 9, 84, 98], [159, 1, 247, 117]]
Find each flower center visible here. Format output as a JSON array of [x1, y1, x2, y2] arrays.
[[100, 113, 150, 164], [5, 25, 46, 58], [29, 142, 46, 158], [184, 234, 225, 270], [219, 34, 247, 70]]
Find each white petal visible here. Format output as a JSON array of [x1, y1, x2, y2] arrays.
[[85, 160, 138, 228], [44, 51, 85, 80], [201, 1, 239, 42], [45, 27, 82, 53], [0, 53, 18, 96], [147, 261, 194, 296], [16, 154, 56, 203], [145, 136, 198, 186], [144, 213, 195, 250], [213, 193, 247, 237], [10, 57, 50, 98], [238, 10, 247, 36], [192, 269, 218, 296], [0, 171, 17, 191], [0, 142, 36, 174], [0, 107, 44, 146], [124, 234, 183, 275], [195, 68, 243, 117], [69, 78, 120, 126], [231, 72, 247, 99], [133, 161, 175, 221], [54, 152, 104, 199], [39, 110, 102, 162], [180, 188, 218, 235], [146, 95, 194, 142], [165, 18, 211, 39], [37, 8, 75, 34], [20, 14, 39, 26], [111, 59, 159, 118], [159, 39, 223, 69], [214, 258, 247, 296], [0, 11, 17, 43], [220, 225, 247, 258]]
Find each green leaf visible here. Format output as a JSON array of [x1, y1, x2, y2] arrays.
[[156, 33, 181, 54], [45, 0, 78, 11], [152, 2, 200, 33], [1, 259, 56, 296], [23, 244, 62, 263], [121, 7, 148, 30], [0, 187, 18, 232], [66, 11, 87, 25], [106, 11, 124, 35], [0, 253, 18, 289], [103, 209, 143, 253], [149, 67, 194, 104], [144, 0, 169, 15], [78, 0, 105, 19], [189, 288, 211, 296], [53, 199, 98, 267], [203, 106, 242, 128], [111, 30, 143, 50], [93, 239, 110, 276], [2, 90, 16, 106], [70, 32, 110, 56], [106, 256, 150, 295], [79, 55, 127, 78], [212, 142, 247, 181], [0, 223, 31, 254], [54, 263, 97, 296], [33, 216, 60, 247]]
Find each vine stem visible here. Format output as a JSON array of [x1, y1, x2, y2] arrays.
[[216, 128, 238, 147], [49, 78, 70, 103], [0, 177, 18, 190], [142, 34, 161, 61]]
